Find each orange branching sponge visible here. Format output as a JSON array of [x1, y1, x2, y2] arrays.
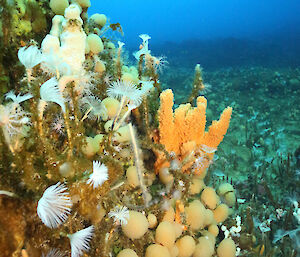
[[157, 89, 177, 153], [202, 106, 233, 148], [156, 89, 232, 175]]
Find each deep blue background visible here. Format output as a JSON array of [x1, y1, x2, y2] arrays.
[[88, 1, 300, 68], [89, 0, 300, 46]]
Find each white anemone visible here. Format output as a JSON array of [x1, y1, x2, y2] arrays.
[[18, 45, 43, 69], [87, 161, 109, 188], [68, 226, 94, 257], [37, 182, 72, 228]]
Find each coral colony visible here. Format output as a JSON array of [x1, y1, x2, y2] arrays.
[[4, 1, 285, 257]]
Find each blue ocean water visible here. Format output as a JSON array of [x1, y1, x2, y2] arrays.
[[89, 0, 300, 45], [89, 0, 300, 69]]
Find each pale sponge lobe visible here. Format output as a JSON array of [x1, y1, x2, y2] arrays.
[[189, 177, 205, 195], [224, 192, 236, 207], [94, 59, 106, 74], [126, 166, 140, 187], [175, 235, 196, 257], [217, 183, 236, 207], [90, 13, 107, 27], [117, 248, 138, 257], [114, 125, 131, 143], [87, 34, 104, 54], [155, 221, 176, 248], [218, 183, 234, 196], [217, 238, 236, 257], [213, 203, 229, 223], [50, 0, 69, 15], [74, 0, 91, 8], [193, 236, 214, 257], [208, 224, 219, 237], [203, 209, 215, 227], [145, 244, 171, 257], [201, 187, 219, 210], [122, 211, 148, 239], [102, 97, 120, 119], [147, 213, 157, 228], [185, 200, 206, 230]]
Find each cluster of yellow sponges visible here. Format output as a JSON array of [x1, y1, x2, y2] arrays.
[[112, 180, 237, 257]]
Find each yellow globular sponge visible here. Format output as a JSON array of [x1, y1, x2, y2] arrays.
[[74, 0, 91, 8], [218, 183, 234, 195], [102, 98, 120, 119], [104, 120, 113, 133], [208, 224, 219, 237], [203, 209, 215, 227], [201, 187, 219, 210], [90, 13, 107, 27], [147, 213, 158, 229], [155, 221, 176, 248], [202, 231, 216, 246], [217, 238, 236, 257], [114, 125, 131, 143], [189, 177, 205, 195], [81, 136, 95, 157], [49, 0, 69, 15], [170, 245, 179, 257], [185, 200, 206, 230], [175, 235, 196, 257], [159, 168, 174, 185], [224, 192, 236, 207], [193, 236, 214, 257], [87, 34, 104, 54], [59, 162, 75, 177], [81, 134, 104, 157], [217, 183, 236, 207], [213, 203, 229, 223], [173, 222, 184, 239], [117, 249, 138, 257], [122, 211, 149, 240], [145, 244, 171, 257], [94, 59, 106, 75], [126, 166, 140, 187], [121, 72, 139, 85]]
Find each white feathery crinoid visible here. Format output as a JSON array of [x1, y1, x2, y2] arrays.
[[68, 226, 94, 257], [87, 161, 109, 188], [18, 45, 43, 69], [79, 95, 107, 121], [5, 91, 33, 104], [107, 80, 152, 107], [37, 182, 72, 228], [108, 206, 130, 226], [107, 80, 138, 102], [40, 77, 65, 112]]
